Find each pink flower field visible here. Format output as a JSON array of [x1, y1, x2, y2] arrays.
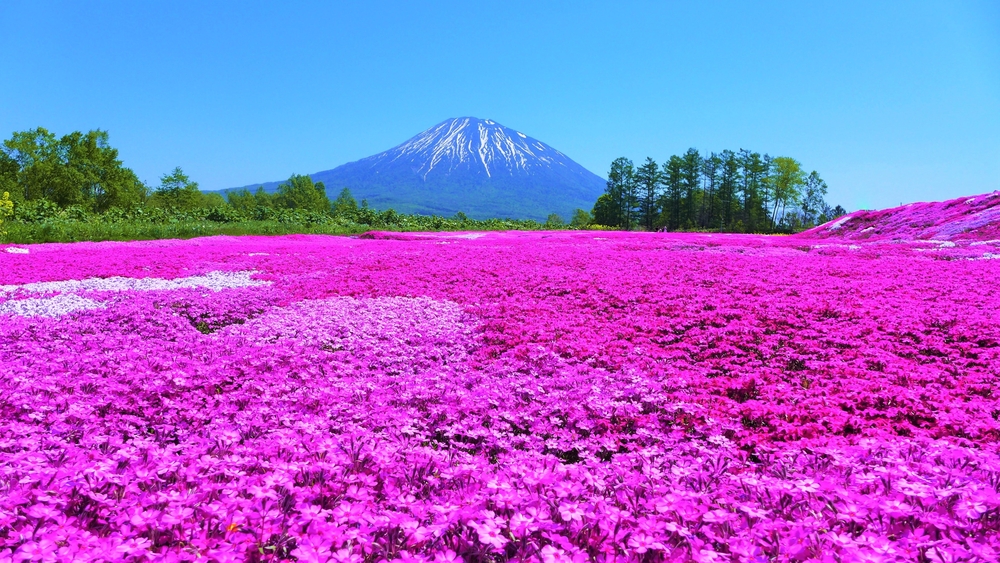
[[2, 218, 1000, 562]]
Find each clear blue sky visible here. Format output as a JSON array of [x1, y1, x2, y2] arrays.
[[2, 1, 998, 211]]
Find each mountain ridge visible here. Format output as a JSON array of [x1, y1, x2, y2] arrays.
[[224, 117, 606, 221]]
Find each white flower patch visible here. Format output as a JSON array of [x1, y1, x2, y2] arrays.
[[4, 247, 29, 254], [825, 215, 853, 231], [928, 240, 956, 248], [0, 270, 269, 295], [0, 271, 270, 318], [0, 294, 105, 318]]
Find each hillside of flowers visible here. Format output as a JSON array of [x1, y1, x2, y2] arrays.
[[2, 223, 1000, 562], [800, 190, 1000, 242]]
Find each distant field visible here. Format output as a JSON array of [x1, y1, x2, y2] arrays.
[[1, 219, 362, 243], [0, 216, 546, 245], [1, 231, 999, 561]]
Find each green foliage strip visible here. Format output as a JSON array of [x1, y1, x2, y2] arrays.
[[0, 127, 585, 243], [595, 149, 847, 232]]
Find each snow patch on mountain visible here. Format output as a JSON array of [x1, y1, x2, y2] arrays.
[[227, 117, 607, 221], [376, 117, 570, 181]]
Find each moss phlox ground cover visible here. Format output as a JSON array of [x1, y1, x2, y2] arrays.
[[801, 191, 1000, 243], [1, 230, 999, 562]]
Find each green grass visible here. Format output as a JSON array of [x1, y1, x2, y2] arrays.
[[1, 220, 364, 244], [1, 213, 557, 245]]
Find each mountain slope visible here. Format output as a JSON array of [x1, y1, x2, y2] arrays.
[[230, 117, 606, 221], [798, 191, 1000, 241]]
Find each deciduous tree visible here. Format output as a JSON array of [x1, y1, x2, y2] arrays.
[[569, 208, 592, 229], [769, 157, 806, 229], [1, 128, 146, 210], [275, 174, 330, 213], [591, 193, 619, 227], [332, 187, 359, 217]]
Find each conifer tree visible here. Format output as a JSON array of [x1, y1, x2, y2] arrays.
[[605, 157, 636, 229], [801, 171, 828, 226], [680, 148, 701, 229], [700, 153, 721, 229], [635, 157, 661, 230], [155, 167, 203, 211], [661, 156, 684, 230]]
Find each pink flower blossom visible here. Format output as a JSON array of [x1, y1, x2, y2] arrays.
[[470, 519, 508, 550]]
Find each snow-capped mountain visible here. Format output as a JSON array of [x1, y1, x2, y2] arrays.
[[356, 117, 580, 181], [231, 117, 606, 221]]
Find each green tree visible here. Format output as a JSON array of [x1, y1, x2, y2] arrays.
[[153, 167, 203, 211], [569, 208, 592, 229], [274, 174, 330, 212], [0, 152, 17, 202], [68, 130, 148, 211], [1, 128, 146, 210], [591, 193, 619, 227], [227, 186, 275, 219], [604, 158, 636, 229], [0, 191, 13, 236], [800, 171, 828, 227], [1, 128, 57, 202], [700, 153, 721, 229], [253, 187, 273, 208], [768, 157, 806, 229], [680, 148, 701, 229], [718, 150, 740, 230], [758, 154, 774, 228], [595, 148, 830, 234], [635, 157, 661, 230], [226, 189, 256, 215], [332, 187, 358, 217], [817, 203, 847, 224], [738, 149, 769, 232], [544, 213, 565, 229], [660, 156, 684, 230]]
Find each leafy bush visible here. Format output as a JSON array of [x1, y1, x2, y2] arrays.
[[0, 191, 12, 235]]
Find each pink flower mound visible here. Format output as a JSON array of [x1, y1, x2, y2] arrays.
[[1, 232, 999, 562], [799, 191, 1000, 242]]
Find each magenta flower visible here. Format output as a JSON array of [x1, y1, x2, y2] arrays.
[[470, 519, 508, 550]]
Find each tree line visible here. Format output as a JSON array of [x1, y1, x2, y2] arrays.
[[1, 127, 848, 238], [0, 126, 347, 218], [0, 127, 554, 242], [592, 149, 846, 232]]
